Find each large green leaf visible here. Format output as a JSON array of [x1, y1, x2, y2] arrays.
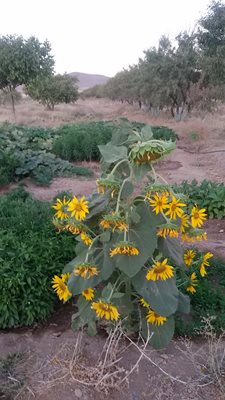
[[142, 316, 175, 349], [95, 243, 117, 280], [158, 236, 184, 268], [177, 291, 190, 314], [115, 202, 158, 277], [68, 272, 101, 295], [132, 271, 178, 316], [98, 144, 127, 164], [120, 181, 134, 200], [140, 125, 153, 141]]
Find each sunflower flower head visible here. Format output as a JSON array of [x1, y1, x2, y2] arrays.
[[186, 272, 198, 294], [179, 213, 190, 233], [165, 196, 186, 220], [74, 263, 99, 279], [52, 197, 70, 220], [52, 273, 72, 302], [146, 309, 167, 326], [182, 229, 207, 242], [66, 222, 86, 235], [80, 231, 93, 246], [191, 206, 207, 228], [110, 241, 139, 257], [144, 183, 171, 199], [157, 223, 179, 238], [149, 192, 168, 214], [100, 213, 128, 232], [146, 258, 174, 281], [184, 249, 196, 267], [82, 288, 95, 301], [139, 298, 150, 308], [67, 196, 89, 221], [199, 252, 213, 277], [91, 300, 120, 321], [130, 140, 175, 165], [96, 178, 120, 197]]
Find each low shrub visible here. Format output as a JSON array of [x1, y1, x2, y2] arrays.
[[173, 179, 225, 219], [0, 188, 75, 328], [176, 258, 225, 335]]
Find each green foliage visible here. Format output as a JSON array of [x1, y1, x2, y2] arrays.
[[0, 34, 54, 113], [0, 123, 92, 185], [26, 73, 79, 110], [52, 120, 177, 162], [0, 189, 75, 328], [173, 179, 225, 219], [176, 258, 225, 336]]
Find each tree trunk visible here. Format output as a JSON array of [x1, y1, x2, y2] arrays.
[[9, 86, 16, 117]]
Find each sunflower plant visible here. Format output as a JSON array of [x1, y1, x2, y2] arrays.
[[52, 124, 213, 349]]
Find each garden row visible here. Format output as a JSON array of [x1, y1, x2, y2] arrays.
[[0, 120, 177, 185]]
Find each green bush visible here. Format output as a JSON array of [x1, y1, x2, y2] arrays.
[[0, 188, 75, 328], [176, 258, 225, 336], [173, 179, 225, 219], [52, 120, 178, 162]]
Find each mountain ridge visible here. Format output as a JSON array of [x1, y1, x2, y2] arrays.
[[70, 72, 110, 91]]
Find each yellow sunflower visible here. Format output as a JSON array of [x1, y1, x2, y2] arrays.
[[191, 206, 207, 228], [96, 178, 119, 196], [67, 196, 89, 221], [146, 259, 174, 281], [82, 288, 95, 301], [74, 263, 99, 279], [52, 197, 70, 220], [139, 298, 150, 308], [91, 300, 120, 321], [184, 249, 196, 267], [165, 196, 186, 220], [110, 242, 139, 257], [146, 310, 167, 326], [100, 214, 128, 232], [80, 232, 93, 246], [186, 272, 198, 294], [157, 223, 179, 238], [181, 230, 207, 242], [149, 193, 168, 214], [199, 252, 213, 277], [180, 213, 190, 233], [52, 273, 72, 301]]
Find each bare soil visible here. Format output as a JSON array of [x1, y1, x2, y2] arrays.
[[1, 98, 225, 399]]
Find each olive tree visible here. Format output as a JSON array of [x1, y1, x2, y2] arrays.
[[0, 35, 54, 114]]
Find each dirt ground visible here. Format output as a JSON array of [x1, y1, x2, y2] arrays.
[[1, 98, 225, 399]]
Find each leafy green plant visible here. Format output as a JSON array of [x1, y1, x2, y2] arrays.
[[51, 124, 212, 349], [173, 179, 225, 219], [0, 188, 75, 328]]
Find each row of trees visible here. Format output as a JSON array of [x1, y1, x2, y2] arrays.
[[0, 35, 78, 113], [84, 1, 225, 118]]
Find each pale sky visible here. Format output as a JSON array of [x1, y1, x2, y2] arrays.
[[1, 0, 210, 77]]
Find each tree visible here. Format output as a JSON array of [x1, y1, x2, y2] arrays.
[[26, 74, 79, 110], [0, 35, 54, 114]]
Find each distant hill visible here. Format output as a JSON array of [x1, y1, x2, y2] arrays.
[[70, 72, 110, 91]]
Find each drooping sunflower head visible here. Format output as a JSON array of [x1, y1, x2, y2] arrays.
[[146, 258, 174, 281], [157, 222, 179, 238], [52, 197, 70, 220], [74, 263, 99, 279], [67, 196, 89, 221], [191, 206, 207, 229], [199, 252, 213, 277], [80, 231, 93, 246], [52, 273, 72, 302], [149, 192, 168, 214], [129, 140, 176, 165], [186, 272, 198, 294], [165, 196, 186, 220], [144, 183, 171, 199], [139, 298, 150, 308], [91, 300, 120, 321], [110, 241, 139, 257], [179, 212, 190, 233], [183, 249, 196, 267], [82, 288, 95, 301], [96, 178, 120, 196], [182, 229, 207, 242], [146, 309, 167, 326], [66, 221, 87, 235], [100, 213, 129, 232]]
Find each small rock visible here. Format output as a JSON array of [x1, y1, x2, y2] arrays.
[[75, 388, 83, 398], [52, 332, 61, 337], [160, 354, 169, 360], [219, 229, 224, 233]]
